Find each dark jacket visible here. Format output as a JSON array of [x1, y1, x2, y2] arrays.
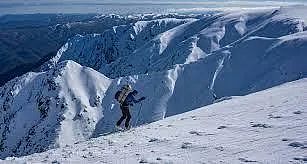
[[122, 92, 141, 107]]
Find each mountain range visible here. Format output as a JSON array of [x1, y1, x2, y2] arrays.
[[0, 6, 306, 160]]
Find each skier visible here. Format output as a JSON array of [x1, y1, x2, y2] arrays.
[[115, 85, 146, 130]]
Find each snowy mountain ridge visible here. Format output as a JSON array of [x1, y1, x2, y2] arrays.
[[45, 7, 306, 78], [4, 78, 307, 163], [0, 13, 202, 87], [41, 17, 196, 73], [0, 61, 112, 158], [0, 6, 307, 159]]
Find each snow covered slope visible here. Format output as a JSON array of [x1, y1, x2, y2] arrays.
[[47, 6, 306, 78], [5, 78, 307, 163], [0, 61, 112, 158], [1, 6, 307, 159], [94, 28, 307, 135], [41, 17, 196, 73], [0, 13, 127, 86], [41, 7, 307, 135], [0, 13, 200, 86]]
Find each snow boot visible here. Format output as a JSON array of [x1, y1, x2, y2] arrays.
[[115, 125, 124, 131]]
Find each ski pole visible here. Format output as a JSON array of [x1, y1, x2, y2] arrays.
[[134, 102, 142, 127]]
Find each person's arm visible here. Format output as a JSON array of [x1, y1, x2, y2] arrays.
[[133, 96, 145, 103]]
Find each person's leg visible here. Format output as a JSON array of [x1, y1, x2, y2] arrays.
[[116, 105, 127, 126], [124, 106, 131, 128]]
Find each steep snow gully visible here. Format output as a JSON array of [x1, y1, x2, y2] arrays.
[[0, 6, 307, 159]]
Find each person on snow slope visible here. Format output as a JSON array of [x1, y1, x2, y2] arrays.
[[115, 84, 145, 130]]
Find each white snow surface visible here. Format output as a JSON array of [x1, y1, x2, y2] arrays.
[[4, 78, 307, 163], [45, 6, 307, 79], [0, 61, 112, 158], [1, 6, 307, 159]]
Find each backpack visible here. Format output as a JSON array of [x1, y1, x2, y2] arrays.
[[115, 84, 132, 105]]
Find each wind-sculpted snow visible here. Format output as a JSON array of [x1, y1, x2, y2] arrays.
[[166, 31, 307, 115], [1, 7, 307, 159], [49, 7, 306, 79], [0, 61, 112, 158], [42, 18, 196, 74], [94, 30, 307, 132], [51, 6, 307, 134]]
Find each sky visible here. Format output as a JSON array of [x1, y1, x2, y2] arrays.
[[1, 0, 307, 5], [0, 0, 306, 15]]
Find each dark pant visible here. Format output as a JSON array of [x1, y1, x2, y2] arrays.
[[116, 105, 131, 128]]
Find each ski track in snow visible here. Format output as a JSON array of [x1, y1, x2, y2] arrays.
[[4, 78, 307, 163]]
